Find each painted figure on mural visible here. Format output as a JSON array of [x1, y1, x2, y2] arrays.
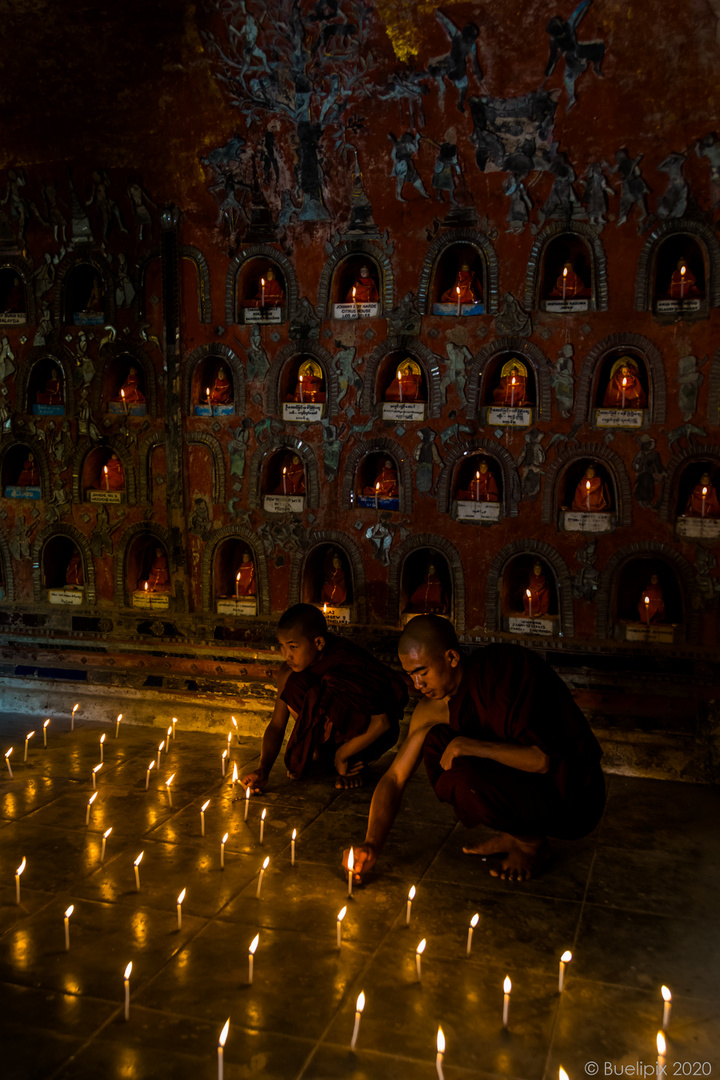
[[208, 367, 233, 405], [667, 258, 700, 299], [235, 551, 257, 596], [429, 136, 460, 203], [36, 368, 63, 406], [2, 274, 23, 313], [603, 357, 646, 409], [96, 453, 125, 492], [127, 181, 155, 241], [638, 574, 664, 624], [544, 0, 605, 110], [385, 358, 424, 403], [503, 173, 532, 233], [523, 562, 550, 616], [571, 465, 609, 512], [582, 162, 614, 230], [614, 149, 649, 227], [458, 460, 499, 502], [428, 11, 483, 112], [276, 454, 306, 496], [16, 453, 39, 487], [321, 551, 347, 606], [115, 366, 145, 404], [245, 267, 285, 307], [364, 459, 399, 499], [65, 551, 84, 588], [684, 471, 720, 518], [345, 265, 378, 303], [388, 131, 428, 202], [140, 547, 171, 593], [549, 261, 589, 298], [657, 153, 688, 220], [407, 562, 448, 614], [493, 359, 531, 407], [441, 263, 482, 305]]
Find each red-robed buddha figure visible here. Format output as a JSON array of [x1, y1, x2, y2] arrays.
[[603, 358, 647, 409], [667, 259, 699, 299], [408, 562, 448, 613], [549, 261, 590, 298], [97, 453, 125, 492], [276, 454, 306, 496], [85, 275, 103, 311], [115, 366, 146, 405], [291, 359, 326, 404], [493, 359, 531, 407], [36, 368, 63, 406], [684, 471, 720, 518], [234, 551, 256, 596], [363, 459, 399, 499], [245, 267, 285, 308], [65, 551, 84, 587], [638, 574, 665, 624], [207, 367, 232, 405], [385, 358, 424, 403], [523, 562, 550, 617], [571, 465, 609, 513], [345, 265, 379, 303], [458, 460, 499, 502], [17, 453, 39, 487], [441, 263, 482, 305], [321, 552, 347, 606], [139, 547, 171, 593]]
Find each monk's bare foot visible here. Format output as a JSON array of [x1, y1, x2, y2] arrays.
[[286, 769, 300, 780], [335, 770, 364, 790], [462, 832, 514, 858], [489, 837, 549, 882]]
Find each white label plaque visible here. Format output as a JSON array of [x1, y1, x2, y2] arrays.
[[48, 589, 84, 606], [88, 490, 123, 504], [322, 605, 351, 625], [625, 623, 674, 643], [595, 408, 643, 428], [676, 517, 720, 540], [243, 307, 282, 323], [217, 598, 257, 616], [282, 402, 323, 422], [561, 511, 613, 533], [263, 495, 305, 514], [508, 616, 556, 637], [487, 406, 532, 427], [132, 592, 170, 610], [544, 298, 589, 313], [332, 302, 379, 320], [457, 501, 501, 522], [655, 298, 700, 314], [381, 402, 426, 422]]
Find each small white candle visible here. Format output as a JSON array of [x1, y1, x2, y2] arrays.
[[124, 962, 132, 1021], [115, 713, 122, 738], [145, 760, 155, 790], [200, 799, 210, 837], [157, 741, 164, 769], [621, 376, 627, 410], [350, 991, 365, 1050], [99, 733, 105, 762], [558, 949, 572, 992], [23, 730, 34, 762], [15, 857, 25, 905], [526, 588, 532, 619], [415, 938, 426, 981], [231, 715, 238, 743], [466, 912, 479, 956], [644, 595, 650, 624], [657, 1031, 667, 1076], [337, 905, 347, 949], [259, 808, 266, 844], [398, 370, 403, 402], [85, 791, 97, 826], [72, 703, 79, 731], [231, 762, 238, 790], [218, 1019, 229, 1080], [43, 718, 50, 747], [64, 904, 73, 951], [101, 827, 112, 861], [227, 732, 232, 760], [244, 785, 251, 821], [221, 749, 227, 777], [261, 277, 265, 306], [406, 885, 415, 927], [291, 828, 297, 866], [375, 481, 380, 512], [121, 388, 127, 414], [299, 374, 304, 403], [701, 487, 708, 518], [177, 887, 185, 930], [456, 285, 461, 316], [171, 717, 177, 740], [436, 1026, 445, 1080], [248, 933, 259, 983], [661, 985, 672, 1030], [510, 375, 516, 408], [352, 285, 358, 317], [256, 855, 269, 898], [134, 851, 143, 891], [562, 265, 568, 302], [165, 773, 174, 807], [5, 747, 13, 778], [282, 466, 287, 495], [92, 763, 103, 788], [502, 975, 512, 1028], [347, 847, 354, 897], [220, 832, 228, 870], [680, 265, 686, 299], [166, 727, 172, 750], [586, 479, 591, 511]]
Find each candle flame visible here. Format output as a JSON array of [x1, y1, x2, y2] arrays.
[[245, 785, 250, 799], [559, 1069, 569, 1080], [292, 828, 297, 840], [511, 375, 516, 385], [283, 466, 287, 475], [657, 1032, 666, 1056], [661, 985, 672, 1003], [352, 286, 356, 299], [93, 763, 103, 775], [680, 265, 686, 276], [177, 888, 186, 904], [43, 718, 50, 729], [100, 734, 105, 744], [159, 741, 165, 753], [702, 487, 708, 496], [232, 762, 238, 783], [104, 465, 108, 475], [323, 602, 328, 613], [134, 852, 143, 867], [121, 389, 125, 399], [5, 748, 12, 758], [375, 481, 380, 492], [201, 800, 210, 812], [16, 857, 26, 876], [249, 933, 259, 955], [88, 792, 97, 806], [221, 832, 228, 844], [456, 286, 461, 296], [348, 847, 354, 872], [231, 716, 238, 729], [65, 905, 74, 918], [26, 731, 35, 740], [104, 827, 112, 839], [148, 760, 155, 771], [408, 885, 416, 901], [117, 714, 123, 723], [586, 480, 591, 491], [222, 749, 227, 760], [622, 376, 628, 386], [262, 856, 269, 870], [476, 470, 480, 479], [124, 962, 132, 980], [73, 704, 79, 714], [261, 277, 265, 287], [219, 1019, 230, 1047], [563, 267, 568, 278], [416, 938, 426, 956], [338, 905, 347, 922], [261, 808, 266, 821], [437, 1027, 445, 1054], [172, 717, 177, 725], [166, 773, 175, 787], [561, 949, 572, 963], [299, 374, 303, 383], [144, 582, 148, 591], [526, 589, 532, 598], [503, 975, 512, 993], [470, 913, 479, 928], [644, 595, 650, 604], [357, 991, 365, 1013]]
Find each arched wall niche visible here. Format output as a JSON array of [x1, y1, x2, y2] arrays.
[[341, 437, 413, 514], [575, 332, 666, 425], [226, 244, 299, 323], [316, 239, 394, 318], [186, 432, 226, 506], [0, 256, 35, 323], [524, 222, 608, 312], [0, 438, 51, 498], [53, 250, 115, 326], [181, 245, 212, 324], [485, 540, 574, 636], [541, 444, 632, 527], [288, 531, 367, 624], [657, 443, 720, 523], [17, 346, 75, 416], [115, 521, 172, 608], [182, 343, 246, 416], [416, 228, 500, 315], [246, 434, 320, 510], [360, 337, 443, 418], [466, 337, 552, 420], [93, 341, 158, 416], [634, 219, 720, 312], [70, 436, 137, 505], [595, 542, 698, 643], [387, 533, 465, 632], [200, 525, 271, 616], [435, 438, 521, 517], [0, 528, 15, 602], [265, 341, 337, 417], [31, 523, 96, 605]]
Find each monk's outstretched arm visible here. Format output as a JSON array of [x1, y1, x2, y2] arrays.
[[242, 686, 291, 793], [440, 736, 550, 774]]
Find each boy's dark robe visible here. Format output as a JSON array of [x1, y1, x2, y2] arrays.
[[281, 635, 408, 777], [424, 644, 605, 839]]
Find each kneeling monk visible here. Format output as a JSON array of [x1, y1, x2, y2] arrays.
[[344, 615, 604, 882], [242, 604, 408, 793]]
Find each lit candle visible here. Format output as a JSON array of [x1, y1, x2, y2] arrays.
[[71, 703, 79, 731], [456, 285, 461, 316], [104, 464, 109, 490], [352, 285, 358, 318], [221, 749, 227, 777], [218, 1019, 229, 1080], [101, 827, 112, 861], [244, 785, 251, 821], [99, 733, 105, 762], [466, 912, 479, 957], [350, 991, 365, 1051], [227, 732, 232, 759], [644, 595, 650, 624], [15, 857, 25, 905], [172, 717, 177, 740], [436, 1026, 445, 1080], [145, 760, 155, 790], [200, 799, 210, 837], [85, 791, 97, 825], [261, 277, 265, 307], [121, 388, 128, 414], [256, 855, 269, 898], [231, 761, 238, 791], [657, 1031, 667, 1075], [133, 851, 143, 891], [124, 962, 132, 1021], [415, 938, 426, 981], [680, 265, 686, 300], [259, 808, 266, 844], [165, 773, 174, 807], [560, 1068, 569, 1080], [206, 386, 211, 404], [299, 374, 304, 403], [474, 470, 481, 500], [406, 885, 415, 927], [282, 466, 287, 496], [347, 847, 354, 897], [157, 741, 164, 769], [176, 887, 185, 930], [562, 265, 568, 302], [621, 376, 627, 410], [248, 933, 259, 983], [502, 975, 512, 1028], [231, 715, 238, 742], [510, 375, 516, 408], [115, 713, 122, 738], [64, 904, 73, 951], [220, 832, 228, 870], [92, 763, 103, 788], [291, 828, 297, 865], [166, 726, 172, 750], [5, 747, 13, 778], [398, 369, 403, 402], [586, 479, 591, 511], [43, 718, 50, 747], [526, 588, 533, 619], [558, 949, 572, 992], [375, 481, 380, 512], [661, 985, 672, 1030], [336, 905, 347, 949], [23, 730, 34, 762], [701, 486, 707, 518]]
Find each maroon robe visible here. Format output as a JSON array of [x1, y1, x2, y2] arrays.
[[281, 635, 408, 778]]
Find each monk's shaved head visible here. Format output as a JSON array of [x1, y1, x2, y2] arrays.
[[398, 614, 460, 658], [277, 603, 328, 640]]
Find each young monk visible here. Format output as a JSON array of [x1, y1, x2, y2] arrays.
[[343, 615, 605, 882], [242, 604, 408, 792]]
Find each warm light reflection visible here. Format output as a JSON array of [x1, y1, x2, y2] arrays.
[[16, 857, 26, 876]]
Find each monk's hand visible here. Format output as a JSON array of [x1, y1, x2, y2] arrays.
[[241, 767, 267, 795], [343, 842, 376, 883], [439, 737, 475, 771], [335, 746, 362, 777]]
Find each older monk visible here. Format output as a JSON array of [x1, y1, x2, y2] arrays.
[[344, 615, 604, 882]]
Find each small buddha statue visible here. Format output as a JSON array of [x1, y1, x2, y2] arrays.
[[549, 261, 590, 299], [345, 265, 379, 304], [603, 358, 646, 409], [638, 573, 665, 624], [96, 453, 125, 492], [408, 562, 448, 613], [234, 551, 256, 597], [291, 360, 326, 404], [493, 359, 531, 407], [115, 366, 146, 404], [684, 471, 720, 518], [363, 459, 399, 499], [3, 275, 23, 312], [36, 367, 63, 406], [17, 453, 39, 487], [458, 460, 499, 502], [246, 267, 285, 308], [321, 552, 347, 606], [571, 465, 609, 513], [138, 547, 171, 593], [276, 454, 306, 496], [207, 367, 233, 406], [441, 262, 482, 305], [667, 258, 699, 299], [385, 358, 424, 403], [523, 562, 550, 617], [85, 275, 103, 311], [65, 551, 84, 588]]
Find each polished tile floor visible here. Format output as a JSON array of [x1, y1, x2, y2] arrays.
[[0, 711, 718, 1079]]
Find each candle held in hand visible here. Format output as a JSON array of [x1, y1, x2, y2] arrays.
[[336, 905, 347, 949], [64, 904, 73, 951], [350, 991, 365, 1051], [415, 938, 426, 982], [248, 933, 259, 984], [347, 847, 354, 897]]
